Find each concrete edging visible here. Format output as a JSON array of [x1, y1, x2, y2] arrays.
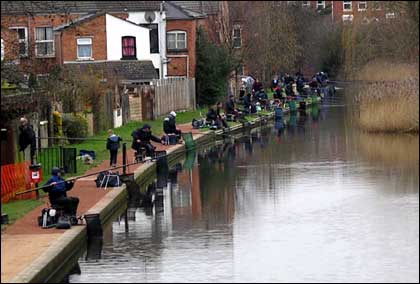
[[7, 107, 302, 283]]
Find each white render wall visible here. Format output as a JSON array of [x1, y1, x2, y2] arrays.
[[106, 14, 151, 61], [127, 11, 167, 79]]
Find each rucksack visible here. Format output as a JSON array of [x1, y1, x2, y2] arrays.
[[192, 118, 205, 129], [37, 208, 58, 229]]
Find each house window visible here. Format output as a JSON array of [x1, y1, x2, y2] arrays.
[[317, 1, 325, 9], [302, 1, 310, 7], [237, 64, 244, 76], [167, 31, 186, 50], [233, 26, 241, 48], [343, 1, 352, 11], [372, 1, 382, 10], [76, 38, 92, 60], [1, 39, 4, 61], [121, 36, 136, 59], [342, 14, 354, 23], [358, 1, 367, 11], [35, 27, 54, 57], [140, 24, 159, 54], [386, 12, 396, 19], [9, 27, 28, 57]]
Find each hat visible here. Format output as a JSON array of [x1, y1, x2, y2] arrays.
[[170, 111, 177, 117], [142, 124, 151, 130], [51, 167, 61, 175]]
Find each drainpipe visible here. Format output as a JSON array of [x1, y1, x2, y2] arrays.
[[160, 1, 166, 79]]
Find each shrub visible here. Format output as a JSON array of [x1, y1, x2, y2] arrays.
[[62, 113, 88, 144]]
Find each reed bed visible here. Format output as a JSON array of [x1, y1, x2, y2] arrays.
[[353, 62, 419, 133]]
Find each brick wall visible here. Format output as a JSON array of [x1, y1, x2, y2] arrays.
[[1, 12, 129, 73], [166, 19, 197, 78], [59, 14, 107, 63], [1, 14, 80, 74]]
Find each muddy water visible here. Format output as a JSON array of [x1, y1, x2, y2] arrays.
[[67, 95, 419, 283]]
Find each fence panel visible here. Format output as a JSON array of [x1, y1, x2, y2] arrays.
[[37, 146, 77, 176], [1, 161, 35, 203], [152, 78, 196, 119]]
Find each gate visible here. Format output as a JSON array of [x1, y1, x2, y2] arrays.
[[141, 86, 155, 120], [36, 146, 77, 176]]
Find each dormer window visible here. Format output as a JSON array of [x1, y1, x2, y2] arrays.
[[121, 36, 136, 60]]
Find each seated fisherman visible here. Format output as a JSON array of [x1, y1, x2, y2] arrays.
[[43, 167, 78, 217], [131, 124, 163, 157], [163, 111, 182, 141], [225, 95, 239, 118], [206, 104, 227, 129]]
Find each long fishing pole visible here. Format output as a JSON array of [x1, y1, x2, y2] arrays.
[[14, 152, 170, 196]]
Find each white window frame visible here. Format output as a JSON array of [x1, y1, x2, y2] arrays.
[[302, 1, 311, 8], [232, 25, 242, 49], [167, 31, 187, 50], [35, 26, 54, 57], [358, 1, 367, 11], [9, 27, 28, 57], [343, 1, 352, 12], [317, 1, 325, 9], [342, 14, 354, 23], [76, 37, 93, 60], [1, 38, 4, 61], [385, 12, 396, 19]]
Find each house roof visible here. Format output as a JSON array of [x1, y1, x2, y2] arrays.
[[53, 12, 104, 31], [171, 1, 219, 15], [63, 61, 158, 82], [54, 12, 146, 32], [165, 1, 206, 20], [1, 1, 162, 15]]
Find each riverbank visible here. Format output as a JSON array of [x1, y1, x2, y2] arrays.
[[1, 105, 287, 282]]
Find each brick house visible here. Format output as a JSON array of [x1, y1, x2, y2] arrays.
[[164, 1, 231, 79], [288, 1, 398, 24], [165, 2, 205, 78], [1, 1, 167, 78]]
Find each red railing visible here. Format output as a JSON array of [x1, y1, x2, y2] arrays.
[[1, 161, 35, 203]]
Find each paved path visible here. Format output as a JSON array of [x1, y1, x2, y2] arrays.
[[1, 123, 203, 282]]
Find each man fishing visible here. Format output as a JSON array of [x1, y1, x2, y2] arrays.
[[43, 167, 79, 217]]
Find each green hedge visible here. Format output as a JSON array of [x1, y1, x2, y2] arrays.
[[62, 113, 88, 144]]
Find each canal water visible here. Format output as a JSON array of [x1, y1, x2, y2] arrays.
[[67, 94, 419, 283]]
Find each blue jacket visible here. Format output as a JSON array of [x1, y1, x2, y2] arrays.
[[43, 175, 73, 203]]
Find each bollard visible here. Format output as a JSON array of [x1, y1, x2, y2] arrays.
[[84, 213, 103, 240], [122, 143, 127, 175]]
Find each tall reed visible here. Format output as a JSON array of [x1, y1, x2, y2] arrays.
[[352, 62, 419, 133]]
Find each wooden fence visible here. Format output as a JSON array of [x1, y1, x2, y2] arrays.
[[152, 78, 196, 119]]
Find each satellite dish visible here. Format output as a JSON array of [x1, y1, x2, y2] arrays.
[[145, 11, 156, 23]]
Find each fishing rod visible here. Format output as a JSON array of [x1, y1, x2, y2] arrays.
[[35, 136, 132, 142], [14, 151, 171, 196]]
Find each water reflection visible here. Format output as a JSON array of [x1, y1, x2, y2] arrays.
[[68, 97, 418, 283]]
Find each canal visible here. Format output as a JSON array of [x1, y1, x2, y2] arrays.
[[66, 94, 419, 283]]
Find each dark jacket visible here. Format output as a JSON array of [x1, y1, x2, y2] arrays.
[[252, 81, 263, 93], [43, 175, 74, 203], [106, 134, 122, 151], [206, 108, 217, 121], [18, 125, 36, 152], [131, 128, 161, 150], [225, 98, 236, 114], [163, 116, 177, 134]]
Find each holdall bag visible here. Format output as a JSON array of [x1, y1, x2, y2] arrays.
[[95, 171, 122, 189]]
